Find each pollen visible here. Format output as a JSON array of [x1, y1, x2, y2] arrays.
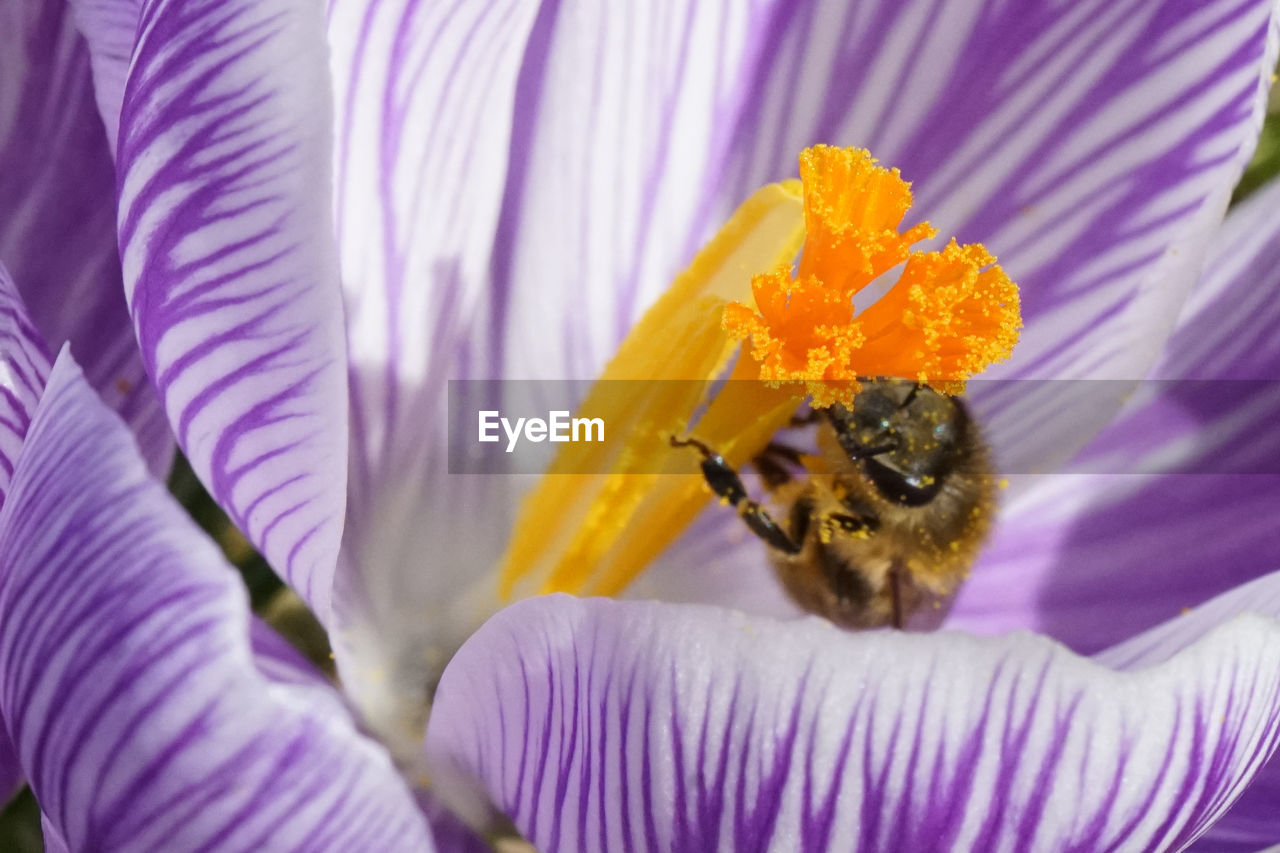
[[723, 145, 1020, 406]]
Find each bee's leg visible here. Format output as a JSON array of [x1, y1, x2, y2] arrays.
[[670, 436, 802, 555]]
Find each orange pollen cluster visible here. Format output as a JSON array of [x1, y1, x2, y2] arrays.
[[721, 145, 1021, 406]]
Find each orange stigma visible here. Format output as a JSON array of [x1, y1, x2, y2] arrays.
[[723, 145, 1020, 406]]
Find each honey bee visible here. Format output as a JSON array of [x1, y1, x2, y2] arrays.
[[671, 379, 996, 629]]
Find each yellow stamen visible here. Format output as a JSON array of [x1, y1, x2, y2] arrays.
[[499, 181, 807, 600], [498, 146, 1020, 600]]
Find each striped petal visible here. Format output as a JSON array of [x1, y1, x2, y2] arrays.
[[327, 0, 541, 581], [64, 0, 140, 157], [325, 0, 545, 741], [0, 350, 432, 851], [947, 175, 1280, 652], [981, 197, 1280, 853], [427, 595, 1280, 853], [1187, 770, 1280, 853], [0, 266, 52, 507], [1089, 573, 1280, 851], [115, 0, 349, 621], [0, 0, 171, 475]]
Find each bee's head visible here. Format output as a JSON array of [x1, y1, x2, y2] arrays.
[[824, 379, 970, 506]]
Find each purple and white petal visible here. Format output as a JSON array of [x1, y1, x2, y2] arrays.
[[1187, 761, 1280, 852], [0, 350, 432, 851], [488, 2, 797, 382], [1080, 573, 1280, 851], [0, 0, 171, 475], [948, 176, 1280, 653], [717, 0, 1280, 473], [428, 595, 1280, 853], [115, 0, 349, 621], [327, 0, 542, 565], [0, 265, 52, 506], [64, 0, 141, 157], [326, 0, 550, 740], [945, 471, 1280, 653]]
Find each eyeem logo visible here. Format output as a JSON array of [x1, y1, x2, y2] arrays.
[[478, 410, 605, 453]]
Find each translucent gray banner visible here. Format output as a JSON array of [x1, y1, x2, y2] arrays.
[[446, 379, 1280, 476]]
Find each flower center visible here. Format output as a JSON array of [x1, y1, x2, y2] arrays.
[[497, 146, 1020, 601]]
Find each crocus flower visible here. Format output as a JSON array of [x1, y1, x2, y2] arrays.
[[4, 0, 1280, 851]]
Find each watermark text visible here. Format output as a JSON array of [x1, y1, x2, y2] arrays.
[[478, 410, 605, 452]]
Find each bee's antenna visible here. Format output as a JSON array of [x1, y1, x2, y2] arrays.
[[899, 382, 921, 409]]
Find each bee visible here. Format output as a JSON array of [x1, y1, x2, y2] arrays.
[[671, 379, 996, 629]]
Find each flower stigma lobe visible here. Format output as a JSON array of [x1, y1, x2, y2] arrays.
[[723, 145, 1020, 406]]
